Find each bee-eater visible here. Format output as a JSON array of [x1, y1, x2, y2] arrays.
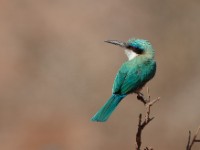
[[91, 38, 156, 122]]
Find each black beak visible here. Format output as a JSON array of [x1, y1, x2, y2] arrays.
[[104, 40, 127, 48]]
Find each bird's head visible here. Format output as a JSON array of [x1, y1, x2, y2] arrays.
[[105, 38, 154, 60]]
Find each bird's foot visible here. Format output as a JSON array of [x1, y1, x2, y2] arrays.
[[137, 92, 147, 105], [137, 87, 158, 105]]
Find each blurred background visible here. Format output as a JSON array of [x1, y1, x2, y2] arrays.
[[0, 0, 200, 150]]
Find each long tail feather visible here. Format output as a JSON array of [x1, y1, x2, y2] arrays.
[[91, 94, 126, 122]]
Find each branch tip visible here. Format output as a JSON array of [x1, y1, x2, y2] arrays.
[[186, 126, 200, 150], [135, 87, 160, 150]]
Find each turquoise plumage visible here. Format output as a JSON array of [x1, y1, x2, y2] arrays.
[[91, 94, 126, 122], [91, 38, 156, 122]]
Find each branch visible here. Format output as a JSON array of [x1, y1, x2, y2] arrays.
[[135, 87, 160, 150], [186, 126, 200, 150]]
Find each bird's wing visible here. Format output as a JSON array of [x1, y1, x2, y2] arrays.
[[112, 63, 141, 95], [112, 60, 156, 95], [112, 65, 128, 94]]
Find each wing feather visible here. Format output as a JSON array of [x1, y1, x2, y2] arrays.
[[112, 59, 156, 95], [112, 63, 140, 94]]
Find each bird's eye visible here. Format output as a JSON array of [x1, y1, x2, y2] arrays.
[[127, 46, 143, 54]]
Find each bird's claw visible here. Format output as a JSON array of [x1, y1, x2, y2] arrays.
[[137, 93, 147, 105]]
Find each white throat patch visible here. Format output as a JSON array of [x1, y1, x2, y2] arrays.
[[125, 49, 138, 60]]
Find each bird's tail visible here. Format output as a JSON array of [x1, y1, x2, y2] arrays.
[[91, 94, 126, 122]]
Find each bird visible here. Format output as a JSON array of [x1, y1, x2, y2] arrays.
[[91, 38, 156, 122]]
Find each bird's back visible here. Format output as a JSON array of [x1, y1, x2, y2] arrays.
[[112, 56, 156, 95]]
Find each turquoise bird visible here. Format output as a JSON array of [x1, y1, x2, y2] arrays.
[[91, 38, 156, 122]]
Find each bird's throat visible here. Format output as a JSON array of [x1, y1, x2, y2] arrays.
[[125, 49, 138, 60]]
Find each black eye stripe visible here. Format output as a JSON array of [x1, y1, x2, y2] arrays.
[[126, 46, 143, 54]]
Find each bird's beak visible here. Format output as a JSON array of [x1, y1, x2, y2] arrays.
[[104, 40, 127, 48]]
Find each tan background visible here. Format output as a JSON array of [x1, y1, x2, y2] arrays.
[[0, 0, 200, 150]]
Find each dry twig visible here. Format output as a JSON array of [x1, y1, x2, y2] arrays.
[[186, 126, 200, 150], [135, 87, 160, 150]]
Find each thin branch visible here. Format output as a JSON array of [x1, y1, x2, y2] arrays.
[[194, 140, 200, 142], [186, 126, 200, 150], [135, 88, 160, 150], [187, 131, 191, 150]]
